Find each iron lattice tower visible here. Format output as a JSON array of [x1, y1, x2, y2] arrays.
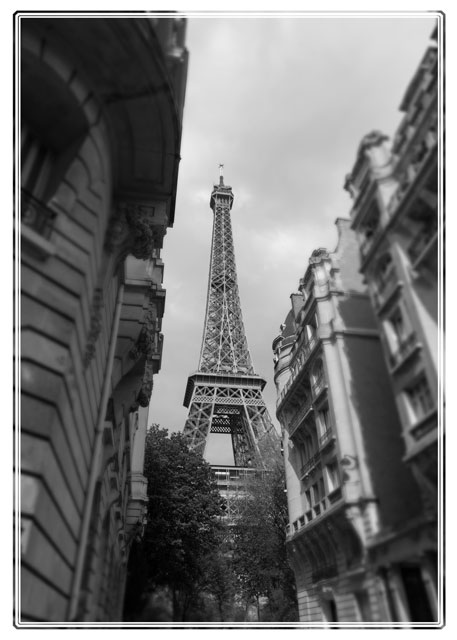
[[183, 169, 277, 477]]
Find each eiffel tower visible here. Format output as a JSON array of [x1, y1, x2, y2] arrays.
[[183, 168, 277, 512]]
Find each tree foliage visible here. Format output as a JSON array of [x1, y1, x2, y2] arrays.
[[231, 447, 298, 621], [123, 425, 225, 621]]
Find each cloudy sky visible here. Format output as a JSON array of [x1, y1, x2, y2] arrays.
[[148, 13, 438, 465]]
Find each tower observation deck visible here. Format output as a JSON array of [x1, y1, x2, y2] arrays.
[[182, 170, 277, 504]]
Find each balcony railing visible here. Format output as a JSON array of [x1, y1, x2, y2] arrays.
[[288, 397, 314, 438], [21, 189, 56, 239], [389, 332, 419, 369], [300, 452, 321, 478], [276, 335, 319, 407]]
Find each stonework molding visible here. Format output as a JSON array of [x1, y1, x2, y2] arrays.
[[358, 130, 390, 155]]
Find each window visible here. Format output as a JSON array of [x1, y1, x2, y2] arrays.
[[374, 253, 395, 293], [305, 489, 312, 511], [21, 49, 89, 242], [405, 376, 434, 423], [21, 125, 56, 238], [390, 308, 406, 341], [383, 303, 412, 355], [317, 407, 330, 437], [312, 359, 325, 396], [305, 323, 316, 341], [325, 460, 341, 493], [22, 124, 54, 199]]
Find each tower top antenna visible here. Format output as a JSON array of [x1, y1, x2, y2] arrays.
[[219, 163, 224, 185]]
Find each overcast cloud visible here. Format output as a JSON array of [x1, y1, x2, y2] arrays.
[[148, 14, 437, 465]]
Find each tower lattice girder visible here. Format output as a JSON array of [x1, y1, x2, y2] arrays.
[[183, 172, 277, 469]]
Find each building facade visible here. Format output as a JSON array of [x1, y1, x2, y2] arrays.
[[273, 220, 429, 623], [273, 28, 440, 625], [343, 28, 439, 623], [19, 16, 188, 622]]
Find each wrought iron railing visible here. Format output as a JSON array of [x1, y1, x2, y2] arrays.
[[288, 396, 314, 438], [300, 452, 321, 478]]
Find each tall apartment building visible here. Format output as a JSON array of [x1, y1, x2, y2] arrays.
[[273, 28, 440, 625], [273, 220, 431, 623], [344, 28, 439, 621], [19, 16, 188, 622]]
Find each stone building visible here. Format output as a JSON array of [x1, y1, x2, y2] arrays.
[[273, 28, 440, 625], [19, 16, 188, 622], [343, 28, 439, 623], [273, 221, 425, 623]]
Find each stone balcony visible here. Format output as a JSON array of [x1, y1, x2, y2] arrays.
[[286, 486, 343, 539]]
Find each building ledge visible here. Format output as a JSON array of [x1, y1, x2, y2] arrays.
[[21, 223, 57, 261]]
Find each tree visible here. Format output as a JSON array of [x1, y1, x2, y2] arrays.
[[123, 426, 225, 621], [231, 446, 298, 621]]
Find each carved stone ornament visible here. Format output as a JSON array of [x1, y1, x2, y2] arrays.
[[129, 307, 160, 361], [128, 291, 164, 408], [309, 247, 329, 264], [105, 201, 167, 260], [344, 173, 359, 199], [136, 360, 155, 408], [359, 130, 389, 154]]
